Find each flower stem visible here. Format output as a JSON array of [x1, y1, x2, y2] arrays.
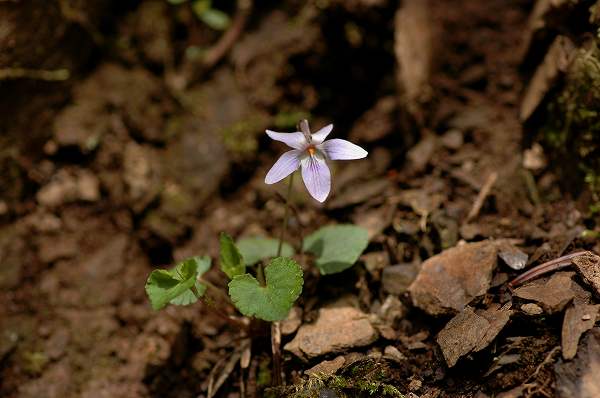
[[277, 172, 294, 257], [272, 172, 294, 386]]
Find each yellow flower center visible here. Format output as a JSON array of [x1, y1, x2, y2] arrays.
[[307, 146, 316, 156]]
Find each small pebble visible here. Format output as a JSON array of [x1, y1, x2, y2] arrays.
[[521, 303, 543, 315], [582, 314, 592, 321]]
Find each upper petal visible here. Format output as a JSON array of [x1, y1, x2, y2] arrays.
[[300, 154, 331, 203], [266, 130, 307, 149], [318, 138, 368, 160], [310, 124, 333, 145], [265, 150, 302, 184]]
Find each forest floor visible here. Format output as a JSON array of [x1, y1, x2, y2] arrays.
[[1, 1, 599, 397]]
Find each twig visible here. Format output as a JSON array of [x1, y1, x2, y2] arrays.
[[0, 68, 70, 81], [203, 0, 252, 69], [508, 251, 590, 289], [465, 171, 498, 223], [207, 341, 249, 398]]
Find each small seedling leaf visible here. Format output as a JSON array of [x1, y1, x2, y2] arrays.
[[145, 256, 211, 310], [303, 224, 369, 275], [220, 233, 245, 279], [228, 257, 303, 321], [198, 8, 231, 30], [236, 237, 295, 266]]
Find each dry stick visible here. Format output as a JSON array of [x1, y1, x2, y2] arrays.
[[271, 173, 295, 386], [0, 68, 70, 81], [203, 0, 252, 70], [507, 251, 589, 289], [466, 171, 498, 223]]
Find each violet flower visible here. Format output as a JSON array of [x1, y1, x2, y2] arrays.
[[265, 120, 368, 202]]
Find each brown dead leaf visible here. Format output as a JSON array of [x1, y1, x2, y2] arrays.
[[512, 272, 581, 313], [555, 328, 600, 398], [573, 252, 600, 296], [561, 303, 600, 360], [520, 35, 576, 121], [409, 241, 498, 315], [437, 304, 512, 367]]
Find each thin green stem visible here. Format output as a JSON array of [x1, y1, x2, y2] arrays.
[[271, 173, 294, 387], [277, 172, 294, 257], [256, 263, 266, 286]]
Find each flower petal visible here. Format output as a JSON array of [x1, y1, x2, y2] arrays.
[[310, 124, 333, 145], [300, 154, 331, 202], [266, 130, 307, 149], [318, 138, 368, 160], [265, 150, 302, 184]]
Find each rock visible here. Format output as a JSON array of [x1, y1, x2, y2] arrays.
[[555, 328, 600, 398], [281, 307, 303, 336], [361, 252, 390, 276], [284, 305, 378, 359], [382, 263, 419, 295], [561, 303, 600, 360], [497, 242, 528, 270], [437, 304, 512, 367], [409, 241, 498, 315], [521, 303, 543, 315], [513, 272, 580, 313], [383, 345, 406, 364], [38, 235, 78, 264], [573, 252, 600, 296], [37, 168, 100, 207], [305, 356, 346, 376], [441, 129, 464, 150], [123, 142, 162, 213]]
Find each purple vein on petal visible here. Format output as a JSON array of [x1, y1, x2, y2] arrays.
[[300, 155, 331, 202], [319, 138, 368, 160], [265, 150, 302, 184]]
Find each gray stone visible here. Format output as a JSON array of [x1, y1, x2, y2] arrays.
[[382, 264, 419, 295], [284, 305, 378, 359]]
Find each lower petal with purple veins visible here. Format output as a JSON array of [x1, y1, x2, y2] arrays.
[[265, 150, 302, 184], [300, 154, 331, 202]]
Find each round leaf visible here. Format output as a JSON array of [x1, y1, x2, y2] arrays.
[[303, 225, 369, 275], [145, 256, 211, 310], [236, 237, 295, 266], [228, 257, 303, 321], [220, 233, 245, 279]]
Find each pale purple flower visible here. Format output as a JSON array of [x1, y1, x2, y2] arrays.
[[265, 120, 368, 202]]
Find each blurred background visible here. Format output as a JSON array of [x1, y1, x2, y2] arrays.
[[1, 0, 599, 397]]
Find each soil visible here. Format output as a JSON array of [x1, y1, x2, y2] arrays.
[[1, 1, 599, 397]]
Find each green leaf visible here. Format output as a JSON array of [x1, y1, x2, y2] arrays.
[[167, 0, 189, 5], [220, 233, 245, 279], [198, 8, 231, 30], [303, 225, 369, 275], [228, 257, 303, 321], [236, 237, 295, 266], [145, 256, 210, 310]]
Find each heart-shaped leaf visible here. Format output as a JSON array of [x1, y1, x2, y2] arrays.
[[236, 237, 295, 266], [303, 224, 369, 275], [145, 256, 211, 310], [228, 257, 303, 321], [220, 233, 245, 279]]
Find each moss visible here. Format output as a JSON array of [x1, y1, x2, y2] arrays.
[[539, 39, 600, 208], [269, 359, 404, 398], [22, 351, 49, 375], [220, 114, 269, 156]]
